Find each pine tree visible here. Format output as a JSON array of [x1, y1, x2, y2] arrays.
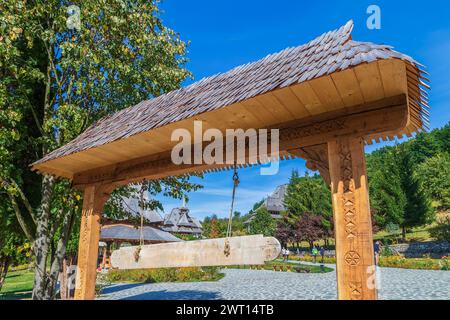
[[284, 171, 332, 233], [367, 146, 406, 227], [398, 145, 435, 238]]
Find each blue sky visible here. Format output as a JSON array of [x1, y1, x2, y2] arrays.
[[154, 0, 450, 220]]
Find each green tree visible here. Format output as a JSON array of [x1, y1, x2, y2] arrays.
[[367, 146, 406, 227], [248, 207, 276, 236], [399, 144, 435, 238], [0, 196, 30, 291], [284, 171, 332, 233], [201, 212, 248, 238], [407, 124, 450, 164], [415, 152, 450, 210], [0, 0, 197, 299], [367, 143, 434, 239]]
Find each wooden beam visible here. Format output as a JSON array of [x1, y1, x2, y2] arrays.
[[74, 184, 111, 300], [111, 235, 281, 269], [72, 95, 408, 188], [328, 137, 377, 300], [288, 144, 330, 184]]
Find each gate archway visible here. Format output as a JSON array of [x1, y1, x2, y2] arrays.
[[32, 20, 429, 300]]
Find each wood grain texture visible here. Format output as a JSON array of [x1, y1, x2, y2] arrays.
[[72, 96, 408, 188], [74, 184, 110, 300], [111, 235, 281, 269], [328, 137, 377, 300]]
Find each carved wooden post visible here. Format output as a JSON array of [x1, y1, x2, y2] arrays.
[[327, 136, 377, 300], [74, 184, 110, 300]]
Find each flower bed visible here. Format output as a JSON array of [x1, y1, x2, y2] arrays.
[[290, 254, 450, 270], [104, 266, 224, 284]]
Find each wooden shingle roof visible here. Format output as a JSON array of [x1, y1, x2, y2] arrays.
[[100, 224, 182, 243], [32, 20, 429, 177]]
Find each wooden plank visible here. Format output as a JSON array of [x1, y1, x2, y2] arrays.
[[327, 137, 377, 300], [377, 59, 407, 97], [72, 97, 408, 187], [111, 235, 281, 269], [271, 86, 311, 118], [257, 92, 296, 121], [353, 63, 385, 103], [308, 75, 345, 112], [255, 94, 291, 124], [290, 81, 324, 115], [241, 97, 280, 126], [330, 68, 365, 108]]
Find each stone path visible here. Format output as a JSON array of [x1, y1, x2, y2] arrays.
[[99, 265, 450, 300]]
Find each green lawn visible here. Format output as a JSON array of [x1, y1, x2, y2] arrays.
[[0, 269, 34, 300], [373, 225, 434, 243], [227, 260, 333, 273], [288, 224, 437, 250]]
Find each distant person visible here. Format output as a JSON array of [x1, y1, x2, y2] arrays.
[[312, 245, 319, 263], [281, 247, 287, 261], [296, 248, 300, 256], [374, 240, 382, 265], [285, 248, 290, 261], [319, 246, 325, 264]]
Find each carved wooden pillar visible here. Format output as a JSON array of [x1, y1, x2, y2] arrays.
[[327, 136, 377, 300], [74, 184, 110, 300]]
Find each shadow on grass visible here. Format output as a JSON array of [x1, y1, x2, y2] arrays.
[[0, 291, 32, 300]]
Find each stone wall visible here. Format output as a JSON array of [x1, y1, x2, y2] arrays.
[[388, 241, 450, 258]]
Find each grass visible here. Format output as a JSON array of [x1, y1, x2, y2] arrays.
[[373, 225, 435, 243], [287, 224, 439, 251], [0, 269, 34, 300], [227, 260, 333, 273]]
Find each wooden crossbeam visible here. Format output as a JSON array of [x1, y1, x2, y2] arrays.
[[72, 95, 408, 188]]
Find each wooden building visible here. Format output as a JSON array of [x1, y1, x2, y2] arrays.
[[162, 207, 202, 236]]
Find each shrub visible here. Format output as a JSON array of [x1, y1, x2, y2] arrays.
[[378, 256, 448, 270], [95, 273, 112, 296], [290, 254, 337, 264], [104, 267, 224, 284]]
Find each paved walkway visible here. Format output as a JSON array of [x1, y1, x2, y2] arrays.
[[99, 263, 450, 300]]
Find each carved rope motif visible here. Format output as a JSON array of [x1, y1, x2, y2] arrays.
[[349, 282, 363, 300], [340, 142, 357, 240]]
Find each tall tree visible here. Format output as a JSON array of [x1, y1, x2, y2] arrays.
[[415, 152, 450, 210], [367, 143, 434, 239], [367, 146, 406, 227], [284, 171, 332, 234], [275, 217, 294, 248], [294, 212, 326, 249], [399, 144, 434, 238], [248, 207, 276, 236], [0, 0, 197, 299]]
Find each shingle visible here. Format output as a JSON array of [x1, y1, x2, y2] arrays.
[[34, 20, 427, 166]]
